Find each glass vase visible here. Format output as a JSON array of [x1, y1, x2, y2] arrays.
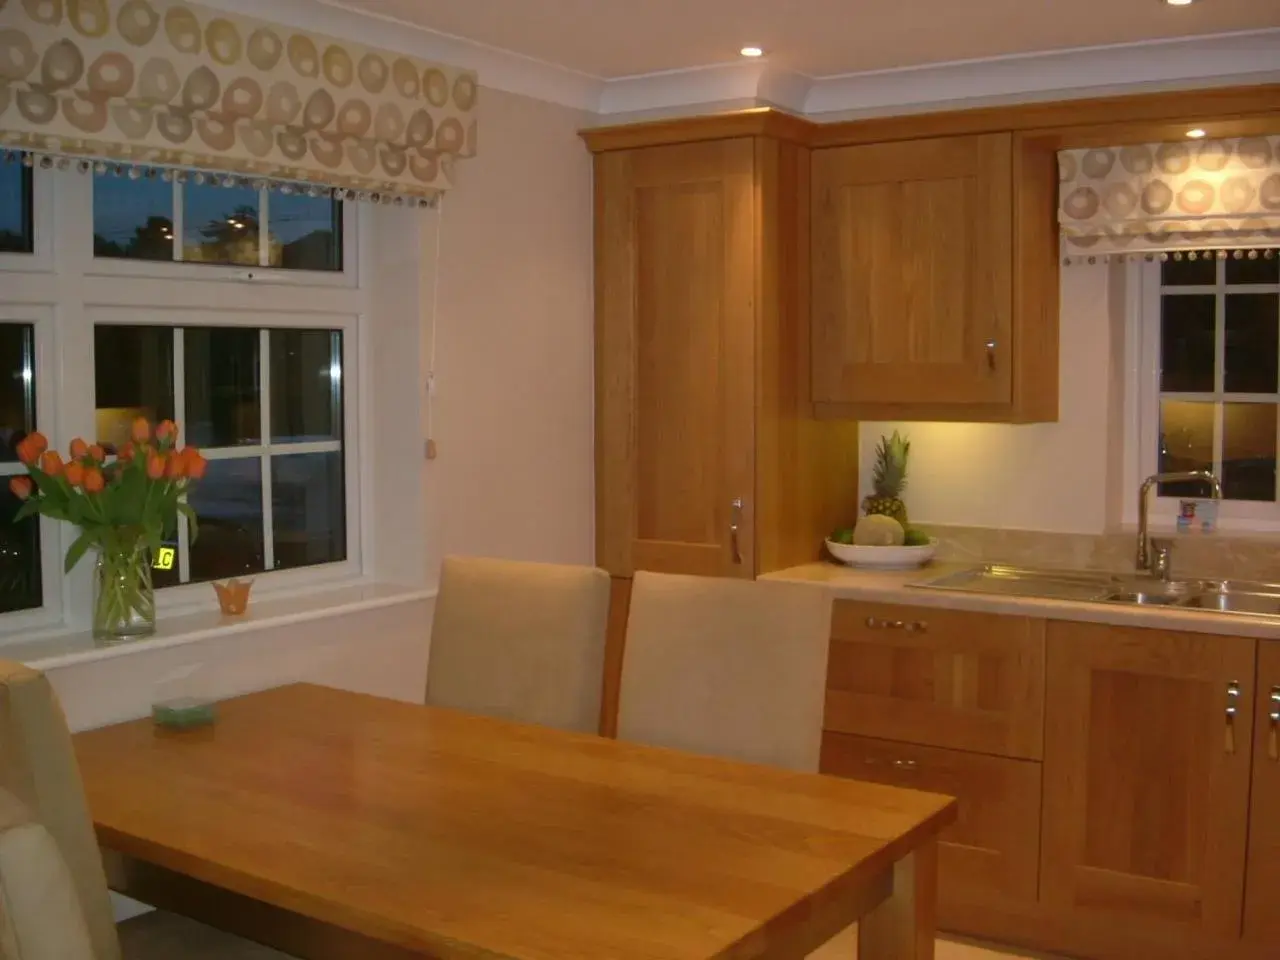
[[92, 541, 156, 644]]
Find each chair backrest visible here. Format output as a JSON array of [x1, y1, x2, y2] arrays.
[[0, 789, 98, 960], [426, 556, 612, 733], [0, 663, 120, 960], [617, 572, 834, 772]]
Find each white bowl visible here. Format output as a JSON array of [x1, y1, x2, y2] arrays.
[[824, 538, 938, 570]]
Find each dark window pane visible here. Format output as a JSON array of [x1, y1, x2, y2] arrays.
[[272, 452, 345, 569], [1158, 399, 1215, 497], [1223, 402, 1277, 502], [184, 182, 259, 266], [0, 324, 35, 464], [185, 328, 260, 447], [94, 326, 174, 453], [1161, 255, 1216, 286], [1160, 295, 1216, 393], [188, 458, 264, 581], [0, 485, 40, 613], [1225, 294, 1280, 394], [93, 174, 174, 261], [270, 330, 342, 443], [1225, 252, 1280, 285], [270, 195, 342, 271], [0, 161, 33, 254]]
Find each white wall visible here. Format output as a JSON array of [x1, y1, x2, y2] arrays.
[[859, 265, 1122, 534], [426, 88, 597, 572]]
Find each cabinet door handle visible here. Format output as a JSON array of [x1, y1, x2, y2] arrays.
[[730, 498, 743, 565], [892, 759, 918, 771], [1225, 680, 1241, 755], [864, 617, 927, 632], [985, 339, 997, 372], [1269, 687, 1280, 762]]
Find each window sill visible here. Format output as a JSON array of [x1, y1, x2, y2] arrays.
[[2, 580, 435, 672]]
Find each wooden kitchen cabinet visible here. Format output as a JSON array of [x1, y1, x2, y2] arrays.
[[821, 732, 1042, 913], [585, 118, 859, 580], [1244, 641, 1280, 943], [811, 132, 1059, 422], [824, 599, 1045, 759], [1042, 621, 1256, 942]]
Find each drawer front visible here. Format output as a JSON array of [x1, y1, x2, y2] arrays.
[[821, 732, 1042, 910], [825, 600, 1045, 759]]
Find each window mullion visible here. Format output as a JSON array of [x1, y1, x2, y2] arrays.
[[174, 328, 191, 584], [259, 187, 269, 268], [172, 179, 184, 263], [259, 328, 274, 573]]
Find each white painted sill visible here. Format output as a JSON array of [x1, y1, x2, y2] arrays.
[[2, 580, 437, 672]]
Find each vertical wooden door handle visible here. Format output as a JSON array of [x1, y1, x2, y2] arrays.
[[730, 498, 743, 565], [1225, 681, 1241, 755], [1269, 688, 1280, 761]]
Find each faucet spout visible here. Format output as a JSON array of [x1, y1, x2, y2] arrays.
[[1136, 471, 1222, 575]]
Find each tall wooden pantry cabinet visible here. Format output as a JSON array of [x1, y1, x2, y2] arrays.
[[582, 113, 860, 733]]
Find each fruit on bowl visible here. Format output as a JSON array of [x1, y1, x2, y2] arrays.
[[863, 431, 910, 526], [852, 514, 905, 546]]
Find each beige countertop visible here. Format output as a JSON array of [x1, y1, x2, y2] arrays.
[[763, 561, 1280, 640]]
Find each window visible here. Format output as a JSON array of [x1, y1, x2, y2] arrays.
[[0, 162, 33, 255], [93, 173, 343, 272], [94, 325, 347, 587], [1138, 251, 1280, 522], [0, 323, 40, 613]]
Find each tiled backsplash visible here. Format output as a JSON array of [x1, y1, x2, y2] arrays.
[[919, 524, 1280, 581]]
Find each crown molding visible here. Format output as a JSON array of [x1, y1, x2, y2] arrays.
[[194, 3, 1279, 122]]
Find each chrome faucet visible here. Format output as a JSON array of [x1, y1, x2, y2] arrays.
[[1137, 471, 1222, 579]]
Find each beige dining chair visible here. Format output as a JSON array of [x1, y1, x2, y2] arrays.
[[0, 661, 292, 959], [426, 555, 611, 733], [616, 571, 856, 957]]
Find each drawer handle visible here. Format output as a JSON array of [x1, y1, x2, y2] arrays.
[[865, 617, 928, 633], [1225, 680, 1241, 755], [892, 759, 918, 771], [1269, 687, 1279, 762]]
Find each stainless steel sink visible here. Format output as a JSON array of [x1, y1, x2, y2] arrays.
[[914, 564, 1280, 621]]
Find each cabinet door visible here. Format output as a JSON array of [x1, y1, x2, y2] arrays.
[[811, 133, 1012, 407], [595, 140, 756, 578], [1042, 622, 1255, 940], [1245, 642, 1280, 942], [821, 732, 1042, 912], [824, 601, 1045, 759]]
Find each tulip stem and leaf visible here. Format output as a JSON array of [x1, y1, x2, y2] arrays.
[[9, 419, 208, 640]]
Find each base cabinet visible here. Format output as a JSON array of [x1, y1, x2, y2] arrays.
[[1245, 641, 1280, 943]]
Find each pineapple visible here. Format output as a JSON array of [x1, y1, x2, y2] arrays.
[[863, 431, 910, 526]]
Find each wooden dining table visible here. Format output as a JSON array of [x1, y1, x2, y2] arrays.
[[73, 683, 956, 960]]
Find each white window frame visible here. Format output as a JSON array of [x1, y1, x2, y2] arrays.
[[0, 165, 371, 635], [1128, 256, 1280, 531]]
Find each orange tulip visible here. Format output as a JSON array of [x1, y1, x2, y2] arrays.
[[88, 444, 106, 463], [186, 449, 208, 480], [27, 432, 47, 456], [146, 452, 165, 480], [16, 437, 35, 465], [165, 453, 187, 480], [69, 438, 89, 460], [39, 450, 63, 477], [65, 461, 85, 487], [83, 468, 105, 494], [156, 420, 177, 444], [131, 417, 151, 444], [8, 476, 32, 500], [118, 441, 135, 462]]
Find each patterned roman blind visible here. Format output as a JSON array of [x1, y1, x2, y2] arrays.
[[1058, 136, 1280, 260], [0, 0, 478, 204]]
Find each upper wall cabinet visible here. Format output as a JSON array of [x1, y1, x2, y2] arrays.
[[811, 133, 1060, 422]]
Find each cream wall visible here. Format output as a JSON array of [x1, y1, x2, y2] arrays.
[[859, 265, 1123, 534], [427, 88, 596, 572]]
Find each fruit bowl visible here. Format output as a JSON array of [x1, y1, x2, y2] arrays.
[[825, 538, 938, 570]]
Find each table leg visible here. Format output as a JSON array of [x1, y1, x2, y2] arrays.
[[856, 839, 938, 960]]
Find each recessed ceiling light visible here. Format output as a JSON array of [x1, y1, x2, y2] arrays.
[[1164, 0, 1197, 6], [740, 46, 764, 58], [1186, 128, 1207, 139]]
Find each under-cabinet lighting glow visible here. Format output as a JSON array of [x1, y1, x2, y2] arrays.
[[1164, 0, 1197, 6], [1186, 128, 1207, 139], [740, 46, 764, 57]]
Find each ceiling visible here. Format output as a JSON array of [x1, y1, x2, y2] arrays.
[[319, 0, 1280, 80]]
